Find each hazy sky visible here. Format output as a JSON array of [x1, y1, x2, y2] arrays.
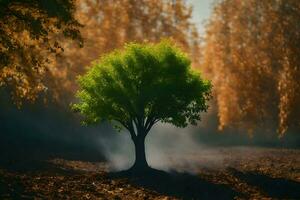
[[186, 0, 214, 34]]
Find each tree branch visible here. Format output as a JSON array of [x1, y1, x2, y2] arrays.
[[115, 119, 137, 141], [144, 118, 159, 135], [128, 120, 137, 141], [144, 116, 153, 129], [115, 119, 129, 130]]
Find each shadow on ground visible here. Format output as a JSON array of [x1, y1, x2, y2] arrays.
[[109, 168, 238, 200], [0, 159, 77, 175], [229, 168, 300, 199]]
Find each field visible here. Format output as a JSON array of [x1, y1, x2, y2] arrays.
[[1, 147, 300, 200]]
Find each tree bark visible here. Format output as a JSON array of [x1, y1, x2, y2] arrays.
[[132, 134, 149, 171]]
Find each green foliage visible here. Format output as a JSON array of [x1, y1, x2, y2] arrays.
[[72, 40, 211, 133]]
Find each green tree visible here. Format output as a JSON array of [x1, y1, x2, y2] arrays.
[[72, 41, 211, 171]]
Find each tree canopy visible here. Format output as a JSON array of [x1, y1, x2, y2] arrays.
[[0, 0, 82, 105], [72, 41, 211, 131]]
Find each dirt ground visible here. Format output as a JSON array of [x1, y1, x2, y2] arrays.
[[1, 147, 300, 200]]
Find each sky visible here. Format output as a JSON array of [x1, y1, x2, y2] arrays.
[[187, 0, 215, 34]]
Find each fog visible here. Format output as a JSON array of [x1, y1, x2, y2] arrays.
[[0, 94, 299, 172], [97, 122, 224, 173], [97, 111, 300, 173]]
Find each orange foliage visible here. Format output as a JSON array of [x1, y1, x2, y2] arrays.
[[49, 0, 201, 103], [0, 1, 81, 106], [202, 0, 300, 135]]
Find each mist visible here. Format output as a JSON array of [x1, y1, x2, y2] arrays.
[[95, 107, 298, 173], [96, 108, 300, 173], [1, 91, 299, 173], [101, 123, 225, 173]]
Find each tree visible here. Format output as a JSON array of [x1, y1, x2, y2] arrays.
[[72, 41, 211, 171], [0, 0, 82, 105], [201, 0, 300, 136]]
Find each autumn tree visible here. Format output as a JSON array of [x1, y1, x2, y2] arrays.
[[50, 0, 201, 103], [0, 0, 82, 105], [202, 0, 300, 136], [72, 41, 211, 171]]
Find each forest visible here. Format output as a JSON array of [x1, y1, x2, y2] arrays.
[[1, 0, 300, 199]]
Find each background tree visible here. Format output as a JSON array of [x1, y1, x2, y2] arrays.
[[50, 0, 200, 103], [0, 0, 82, 106], [201, 0, 300, 136], [72, 41, 212, 171]]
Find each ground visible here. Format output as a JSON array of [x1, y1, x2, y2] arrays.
[[1, 147, 300, 199]]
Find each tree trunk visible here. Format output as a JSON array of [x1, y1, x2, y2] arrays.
[[132, 134, 149, 171]]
